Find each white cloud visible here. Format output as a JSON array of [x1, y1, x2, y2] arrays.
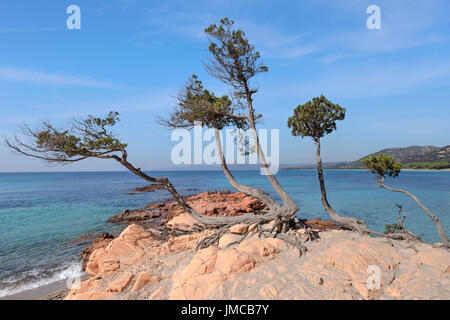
[[138, 2, 317, 59], [0, 67, 116, 88], [236, 21, 318, 59], [137, 0, 449, 63], [315, 0, 450, 63]]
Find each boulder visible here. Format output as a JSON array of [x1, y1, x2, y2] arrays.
[[166, 213, 199, 231], [230, 224, 249, 235], [133, 184, 165, 193], [107, 273, 134, 293], [108, 209, 161, 223], [131, 272, 156, 292], [218, 234, 241, 248], [84, 224, 158, 276], [304, 218, 341, 230], [170, 237, 285, 299], [81, 232, 114, 270], [107, 191, 265, 226]]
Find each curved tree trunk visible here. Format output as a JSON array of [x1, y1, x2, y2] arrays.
[[315, 139, 367, 232], [381, 180, 448, 247], [245, 94, 298, 220], [214, 129, 280, 210], [115, 155, 273, 226]]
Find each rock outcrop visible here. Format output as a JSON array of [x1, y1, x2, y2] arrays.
[[68, 223, 450, 300], [126, 184, 167, 195], [108, 209, 161, 223], [303, 217, 343, 230], [169, 237, 286, 299], [81, 233, 114, 270], [107, 191, 266, 226], [81, 224, 158, 277], [133, 184, 166, 193], [185, 191, 266, 216], [82, 191, 269, 270], [69, 190, 449, 300]]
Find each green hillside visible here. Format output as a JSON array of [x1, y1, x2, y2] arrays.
[[334, 145, 450, 169]]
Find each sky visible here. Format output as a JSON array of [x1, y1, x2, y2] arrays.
[[0, 0, 449, 172]]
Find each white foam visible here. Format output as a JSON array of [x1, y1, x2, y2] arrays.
[[0, 261, 84, 298]]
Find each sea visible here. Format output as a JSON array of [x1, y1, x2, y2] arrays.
[[0, 170, 449, 298]]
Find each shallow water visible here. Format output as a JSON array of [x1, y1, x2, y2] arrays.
[[0, 170, 448, 297]]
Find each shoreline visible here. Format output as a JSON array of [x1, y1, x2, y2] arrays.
[[1, 279, 70, 300], [0, 274, 89, 301], [66, 221, 450, 300], [3, 188, 449, 300]]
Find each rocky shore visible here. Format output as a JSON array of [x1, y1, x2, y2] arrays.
[[67, 191, 449, 300]]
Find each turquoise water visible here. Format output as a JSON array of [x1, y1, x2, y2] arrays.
[[0, 170, 449, 297]]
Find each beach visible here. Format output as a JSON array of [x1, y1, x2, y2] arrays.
[[2, 279, 70, 300]]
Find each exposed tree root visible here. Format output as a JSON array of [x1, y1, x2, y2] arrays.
[[365, 205, 424, 244], [196, 224, 231, 250], [260, 230, 308, 256], [380, 179, 449, 248], [195, 216, 317, 257]]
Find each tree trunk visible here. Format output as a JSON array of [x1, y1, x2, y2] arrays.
[[245, 93, 298, 220], [214, 129, 280, 210], [315, 139, 367, 232], [116, 156, 273, 226], [381, 180, 448, 247]]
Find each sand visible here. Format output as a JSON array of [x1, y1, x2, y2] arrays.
[[1, 275, 89, 300]]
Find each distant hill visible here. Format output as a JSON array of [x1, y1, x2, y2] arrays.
[[155, 146, 450, 171], [153, 163, 317, 171], [334, 145, 450, 169]]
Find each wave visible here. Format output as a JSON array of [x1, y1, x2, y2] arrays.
[[0, 260, 84, 298]]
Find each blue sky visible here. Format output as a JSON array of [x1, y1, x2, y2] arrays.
[[0, 0, 449, 171]]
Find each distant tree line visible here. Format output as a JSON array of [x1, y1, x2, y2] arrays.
[[403, 162, 450, 170]]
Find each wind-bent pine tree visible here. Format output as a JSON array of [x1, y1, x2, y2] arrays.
[[158, 75, 278, 210], [8, 18, 433, 250], [158, 18, 310, 250], [287, 95, 368, 232], [5, 112, 269, 229], [6, 18, 309, 252], [202, 18, 299, 222], [363, 154, 448, 247]]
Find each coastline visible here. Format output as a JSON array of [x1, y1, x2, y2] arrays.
[[401, 168, 450, 172], [283, 168, 450, 172], [3, 186, 449, 300], [67, 221, 450, 300], [41, 192, 450, 299]]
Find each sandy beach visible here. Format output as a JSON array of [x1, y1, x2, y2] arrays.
[[1, 279, 70, 300]]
